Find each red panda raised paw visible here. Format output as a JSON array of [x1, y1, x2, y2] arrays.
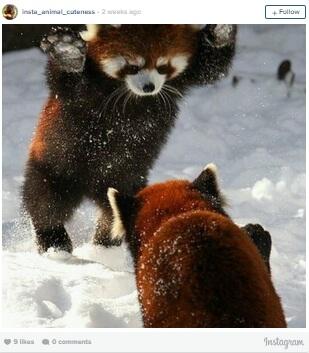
[[41, 27, 87, 73], [241, 223, 272, 273]]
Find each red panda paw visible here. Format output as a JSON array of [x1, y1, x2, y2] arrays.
[[242, 223, 272, 272], [41, 26, 87, 73]]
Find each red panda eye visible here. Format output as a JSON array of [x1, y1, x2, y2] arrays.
[[157, 65, 169, 75], [126, 65, 140, 75]]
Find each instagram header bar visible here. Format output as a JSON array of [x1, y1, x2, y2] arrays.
[[0, 0, 307, 24]]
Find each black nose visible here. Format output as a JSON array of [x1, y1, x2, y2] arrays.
[[143, 83, 155, 93]]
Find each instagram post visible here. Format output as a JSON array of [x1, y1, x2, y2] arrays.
[[0, 1, 307, 352]]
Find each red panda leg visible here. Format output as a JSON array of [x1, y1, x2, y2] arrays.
[[35, 225, 73, 255], [22, 159, 83, 254]]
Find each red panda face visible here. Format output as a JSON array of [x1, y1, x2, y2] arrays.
[[82, 25, 199, 96]]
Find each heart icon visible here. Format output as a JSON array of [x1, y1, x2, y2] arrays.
[[4, 339, 11, 345]]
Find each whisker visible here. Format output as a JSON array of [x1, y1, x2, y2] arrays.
[[161, 89, 172, 116], [97, 86, 125, 122], [160, 91, 168, 114], [163, 84, 184, 98], [164, 87, 182, 98], [158, 91, 167, 113], [100, 87, 122, 113], [122, 91, 133, 116], [112, 87, 128, 115]]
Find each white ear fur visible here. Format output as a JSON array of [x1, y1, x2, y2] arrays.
[[80, 24, 122, 41], [107, 188, 126, 240], [203, 163, 218, 175], [189, 24, 207, 31], [80, 24, 100, 41]]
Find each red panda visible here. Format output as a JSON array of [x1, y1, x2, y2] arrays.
[[107, 164, 287, 328], [22, 24, 237, 254]]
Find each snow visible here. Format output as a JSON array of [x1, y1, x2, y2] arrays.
[[2, 25, 306, 328]]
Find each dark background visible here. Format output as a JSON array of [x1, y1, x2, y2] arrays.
[[2, 24, 83, 52]]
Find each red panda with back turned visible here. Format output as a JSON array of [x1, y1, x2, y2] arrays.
[[107, 164, 286, 328], [22, 24, 237, 253]]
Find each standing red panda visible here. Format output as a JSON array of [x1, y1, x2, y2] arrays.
[[22, 24, 237, 253], [107, 164, 286, 328]]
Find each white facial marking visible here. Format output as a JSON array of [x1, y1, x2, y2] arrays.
[[107, 188, 126, 240], [128, 56, 145, 67], [126, 69, 166, 96], [80, 24, 100, 41], [170, 55, 189, 78], [156, 57, 168, 66], [101, 56, 126, 78]]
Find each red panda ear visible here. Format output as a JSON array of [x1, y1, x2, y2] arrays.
[[189, 24, 207, 31], [80, 24, 122, 41], [107, 188, 135, 240], [80, 24, 101, 41], [193, 163, 224, 205]]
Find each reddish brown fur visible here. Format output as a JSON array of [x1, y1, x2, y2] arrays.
[[132, 180, 286, 328], [29, 97, 60, 161], [135, 181, 211, 251], [87, 25, 198, 72]]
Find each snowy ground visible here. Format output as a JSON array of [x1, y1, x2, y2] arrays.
[[2, 25, 306, 328]]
